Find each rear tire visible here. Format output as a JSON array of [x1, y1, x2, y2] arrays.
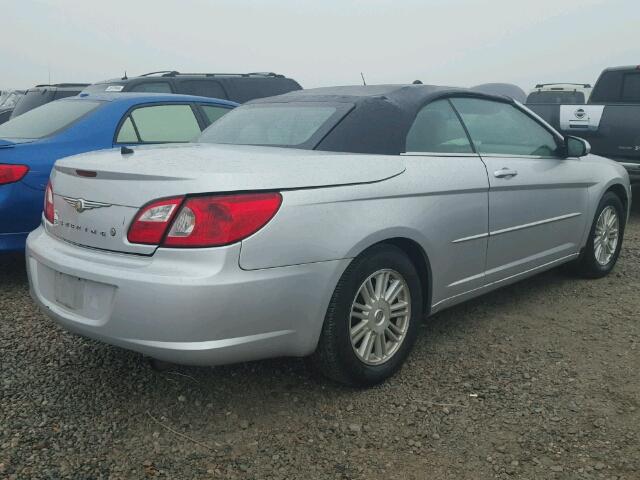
[[573, 192, 625, 278], [310, 244, 423, 387]]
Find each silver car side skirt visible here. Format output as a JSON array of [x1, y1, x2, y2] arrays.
[[452, 212, 582, 243], [433, 252, 579, 311]]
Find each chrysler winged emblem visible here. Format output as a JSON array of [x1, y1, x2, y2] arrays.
[[62, 196, 112, 213]]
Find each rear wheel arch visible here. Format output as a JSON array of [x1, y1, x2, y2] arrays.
[[354, 237, 433, 316], [311, 241, 425, 385]]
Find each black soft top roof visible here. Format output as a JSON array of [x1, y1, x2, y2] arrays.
[[248, 84, 515, 155], [250, 84, 466, 106]]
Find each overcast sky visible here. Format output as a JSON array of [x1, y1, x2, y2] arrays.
[[1, 0, 637, 91]]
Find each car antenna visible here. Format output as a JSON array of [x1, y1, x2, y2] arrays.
[[360, 72, 367, 86], [121, 70, 128, 80], [121, 145, 134, 155]]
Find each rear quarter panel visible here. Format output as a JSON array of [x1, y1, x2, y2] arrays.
[[239, 155, 490, 308]]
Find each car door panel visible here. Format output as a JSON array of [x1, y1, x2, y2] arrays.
[[451, 97, 589, 283], [401, 99, 490, 305], [405, 155, 490, 303], [482, 155, 589, 280]]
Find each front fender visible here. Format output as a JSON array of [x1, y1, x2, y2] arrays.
[[579, 156, 631, 249]]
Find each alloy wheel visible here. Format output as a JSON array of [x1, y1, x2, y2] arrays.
[[593, 205, 620, 266], [349, 269, 411, 365]]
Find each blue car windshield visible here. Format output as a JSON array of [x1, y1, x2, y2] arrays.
[[0, 100, 102, 140]]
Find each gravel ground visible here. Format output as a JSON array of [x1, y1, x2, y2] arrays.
[[1, 190, 639, 480]]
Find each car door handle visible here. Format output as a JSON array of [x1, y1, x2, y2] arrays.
[[494, 168, 518, 178]]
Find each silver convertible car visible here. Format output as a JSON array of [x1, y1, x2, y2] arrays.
[[26, 85, 631, 386]]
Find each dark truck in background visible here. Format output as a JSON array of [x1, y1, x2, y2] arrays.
[[527, 66, 640, 182]]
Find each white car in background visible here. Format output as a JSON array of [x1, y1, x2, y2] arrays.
[[526, 83, 592, 105]]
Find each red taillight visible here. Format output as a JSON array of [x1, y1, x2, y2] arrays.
[[127, 192, 282, 248], [127, 196, 184, 245], [44, 181, 55, 224], [0, 164, 29, 185]]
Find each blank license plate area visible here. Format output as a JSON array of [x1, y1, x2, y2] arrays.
[[54, 272, 85, 310]]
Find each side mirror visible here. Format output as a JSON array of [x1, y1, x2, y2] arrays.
[[563, 136, 591, 158]]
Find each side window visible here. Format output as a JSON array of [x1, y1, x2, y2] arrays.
[[200, 105, 231, 126], [129, 82, 173, 93], [116, 116, 139, 143], [178, 80, 227, 99], [621, 73, 640, 102], [451, 98, 559, 156], [405, 100, 473, 153], [130, 105, 201, 142]]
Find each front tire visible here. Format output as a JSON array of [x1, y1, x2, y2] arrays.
[[311, 244, 423, 387], [573, 192, 625, 278]]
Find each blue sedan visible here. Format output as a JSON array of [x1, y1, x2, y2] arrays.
[[0, 92, 236, 252]]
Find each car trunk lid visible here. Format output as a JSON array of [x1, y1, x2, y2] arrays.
[[49, 143, 404, 254]]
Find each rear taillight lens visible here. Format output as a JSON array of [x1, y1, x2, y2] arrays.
[[0, 164, 29, 185], [44, 181, 55, 224], [127, 196, 184, 244], [127, 192, 282, 248]]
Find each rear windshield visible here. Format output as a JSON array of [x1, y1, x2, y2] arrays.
[[197, 103, 340, 147], [0, 100, 102, 140], [10, 90, 56, 117], [526, 91, 585, 104]]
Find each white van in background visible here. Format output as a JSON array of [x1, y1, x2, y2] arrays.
[[526, 83, 592, 104]]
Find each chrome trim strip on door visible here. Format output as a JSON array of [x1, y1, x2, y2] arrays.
[[451, 212, 581, 244], [451, 232, 489, 244], [490, 212, 582, 236]]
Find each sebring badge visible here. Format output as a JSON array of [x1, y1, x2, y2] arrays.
[[62, 196, 112, 213]]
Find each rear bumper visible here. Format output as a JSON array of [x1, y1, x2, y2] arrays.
[[26, 227, 349, 366]]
